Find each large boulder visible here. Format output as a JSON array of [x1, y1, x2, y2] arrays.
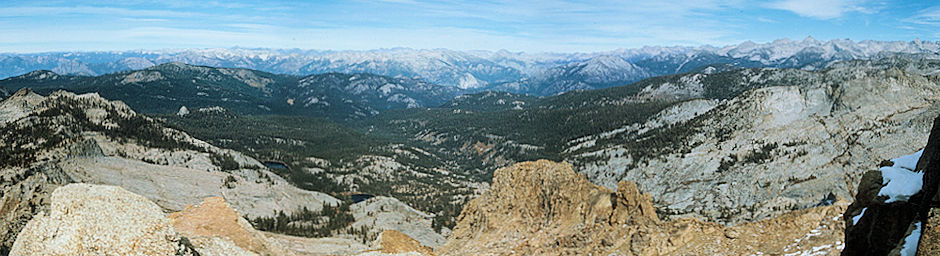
[[9, 183, 188, 255], [9, 184, 303, 256]]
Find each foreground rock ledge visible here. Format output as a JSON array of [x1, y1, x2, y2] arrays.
[[10, 183, 186, 255], [842, 115, 940, 255], [9, 183, 436, 256], [9, 183, 293, 256], [438, 159, 847, 255]]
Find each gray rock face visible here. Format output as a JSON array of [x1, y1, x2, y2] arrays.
[[349, 196, 446, 248], [0, 88, 43, 125], [0, 162, 72, 254], [570, 57, 940, 224]]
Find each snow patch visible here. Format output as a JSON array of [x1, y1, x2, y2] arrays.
[[783, 244, 832, 256], [893, 149, 923, 170], [900, 221, 922, 256], [851, 207, 866, 225], [878, 149, 925, 203]]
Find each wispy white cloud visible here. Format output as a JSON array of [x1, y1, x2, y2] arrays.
[[0, 0, 925, 53], [0, 0, 752, 52], [757, 17, 778, 23], [120, 17, 169, 23], [372, 0, 420, 5], [903, 6, 940, 26], [0, 6, 197, 18], [370, 0, 746, 49], [226, 23, 280, 31], [767, 0, 872, 19]]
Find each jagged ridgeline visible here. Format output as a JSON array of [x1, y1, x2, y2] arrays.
[[0, 90, 202, 168]]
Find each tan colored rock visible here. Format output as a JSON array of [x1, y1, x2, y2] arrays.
[[9, 183, 182, 255], [611, 180, 660, 225], [918, 208, 940, 255], [379, 230, 435, 256], [168, 196, 294, 256], [438, 160, 847, 255]]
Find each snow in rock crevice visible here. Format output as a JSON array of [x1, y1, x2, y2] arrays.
[[900, 221, 922, 256], [851, 207, 867, 225], [878, 149, 925, 203]]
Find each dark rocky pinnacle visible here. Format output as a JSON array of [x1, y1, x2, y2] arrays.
[[842, 115, 940, 255]]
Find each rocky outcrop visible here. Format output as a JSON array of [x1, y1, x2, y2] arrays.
[[169, 197, 294, 256], [9, 184, 188, 255], [843, 115, 940, 255], [0, 162, 72, 253], [377, 230, 435, 256], [439, 160, 628, 255], [438, 160, 848, 255], [0, 88, 43, 125]]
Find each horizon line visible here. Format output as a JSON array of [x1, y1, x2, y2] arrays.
[[1, 37, 932, 55]]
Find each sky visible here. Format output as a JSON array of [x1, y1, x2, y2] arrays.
[[0, 0, 938, 53]]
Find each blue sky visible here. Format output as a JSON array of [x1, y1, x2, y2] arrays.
[[0, 0, 938, 53]]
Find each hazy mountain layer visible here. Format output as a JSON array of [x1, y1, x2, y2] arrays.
[[3, 38, 939, 95]]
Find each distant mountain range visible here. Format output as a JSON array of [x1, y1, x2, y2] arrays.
[[0, 62, 458, 120], [3, 38, 939, 96]]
